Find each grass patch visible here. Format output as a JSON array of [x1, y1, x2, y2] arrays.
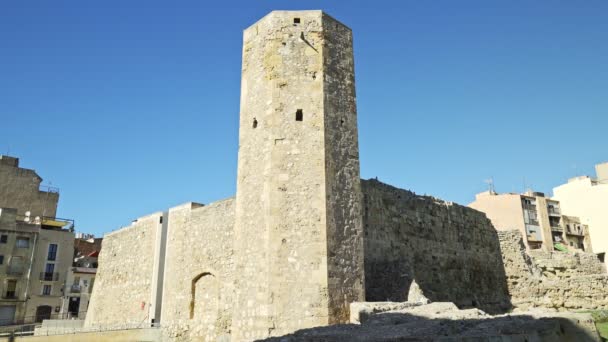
[[597, 322, 608, 341], [580, 310, 608, 341]]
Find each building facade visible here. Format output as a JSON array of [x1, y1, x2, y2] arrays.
[[553, 162, 608, 263], [0, 155, 75, 326], [469, 190, 591, 253], [60, 236, 100, 319]]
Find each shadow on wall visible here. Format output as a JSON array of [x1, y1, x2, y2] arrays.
[[361, 179, 513, 314], [259, 312, 601, 341]]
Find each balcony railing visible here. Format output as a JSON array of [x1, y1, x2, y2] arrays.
[[551, 225, 563, 232], [39, 272, 59, 281], [70, 285, 81, 293], [523, 204, 537, 211], [6, 267, 24, 276], [1, 292, 17, 300], [566, 229, 585, 236], [548, 207, 561, 215]]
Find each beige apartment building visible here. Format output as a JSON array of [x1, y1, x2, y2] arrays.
[[61, 235, 100, 319], [553, 162, 608, 263], [0, 155, 75, 326], [469, 190, 590, 253]]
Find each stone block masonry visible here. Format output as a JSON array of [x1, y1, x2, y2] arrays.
[[361, 179, 511, 314], [498, 230, 608, 311], [232, 10, 364, 340], [85, 212, 162, 329], [161, 199, 235, 341]]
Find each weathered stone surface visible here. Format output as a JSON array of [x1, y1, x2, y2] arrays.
[[362, 179, 511, 313], [263, 302, 601, 341], [85, 212, 162, 329], [231, 10, 364, 340], [499, 230, 608, 311], [161, 199, 235, 342]]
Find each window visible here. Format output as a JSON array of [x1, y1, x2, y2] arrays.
[[294, 17, 300, 24], [45, 263, 55, 274], [16, 237, 29, 248], [47, 244, 58, 261], [295, 109, 303, 121], [73, 276, 80, 286], [0, 255, 3, 265], [252, 118, 258, 128], [0, 235, 7, 243], [42, 285, 52, 296], [6, 280, 17, 298]]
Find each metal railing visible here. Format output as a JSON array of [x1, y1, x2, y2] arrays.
[[70, 285, 81, 293], [0, 311, 160, 338], [39, 272, 59, 281], [6, 267, 24, 276], [547, 207, 561, 215], [1, 292, 17, 300]]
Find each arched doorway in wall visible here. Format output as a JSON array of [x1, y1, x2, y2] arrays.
[[189, 272, 219, 325], [35, 305, 52, 323]]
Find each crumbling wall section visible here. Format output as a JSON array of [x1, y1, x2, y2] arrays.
[[361, 179, 511, 313], [498, 230, 608, 311], [85, 213, 161, 328], [161, 199, 235, 342], [529, 249, 606, 278]]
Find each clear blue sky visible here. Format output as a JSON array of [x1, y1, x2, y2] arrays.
[[1, 1, 607, 236]]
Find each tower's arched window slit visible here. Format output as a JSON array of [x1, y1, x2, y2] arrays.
[[295, 109, 303, 121], [253, 118, 258, 128], [294, 18, 300, 25]]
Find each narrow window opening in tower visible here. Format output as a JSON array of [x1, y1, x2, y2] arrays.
[[294, 18, 300, 25], [295, 109, 303, 121], [253, 118, 258, 128]]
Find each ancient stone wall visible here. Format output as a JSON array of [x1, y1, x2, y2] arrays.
[[84, 213, 161, 328], [161, 199, 235, 342], [361, 179, 511, 313], [498, 230, 608, 311]]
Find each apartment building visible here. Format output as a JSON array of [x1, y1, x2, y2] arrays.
[[469, 190, 591, 253], [553, 162, 608, 263], [61, 235, 100, 319], [0, 155, 75, 326]]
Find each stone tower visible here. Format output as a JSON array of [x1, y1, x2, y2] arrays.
[[232, 10, 364, 339]]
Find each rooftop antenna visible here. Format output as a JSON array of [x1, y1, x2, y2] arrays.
[[483, 177, 496, 194]]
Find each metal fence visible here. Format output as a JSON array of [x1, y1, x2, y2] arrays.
[[0, 311, 160, 338]]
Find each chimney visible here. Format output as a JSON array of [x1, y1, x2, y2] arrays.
[[596, 162, 608, 183]]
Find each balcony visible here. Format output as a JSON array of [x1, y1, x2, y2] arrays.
[[551, 225, 563, 232], [566, 228, 585, 236], [1, 292, 17, 300], [522, 204, 537, 212], [6, 267, 25, 276], [39, 272, 59, 281], [70, 284, 81, 293], [548, 207, 561, 216]]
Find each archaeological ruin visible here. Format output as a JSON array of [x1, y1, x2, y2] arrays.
[[83, 10, 608, 342]]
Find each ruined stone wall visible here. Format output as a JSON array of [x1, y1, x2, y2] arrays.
[[161, 199, 235, 342], [498, 230, 608, 311], [85, 213, 161, 328], [529, 249, 606, 279], [361, 179, 511, 313]]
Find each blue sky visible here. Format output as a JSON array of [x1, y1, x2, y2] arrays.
[[1, 1, 607, 236]]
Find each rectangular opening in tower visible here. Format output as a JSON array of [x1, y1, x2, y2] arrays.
[[296, 109, 303, 121], [294, 18, 301, 25]]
